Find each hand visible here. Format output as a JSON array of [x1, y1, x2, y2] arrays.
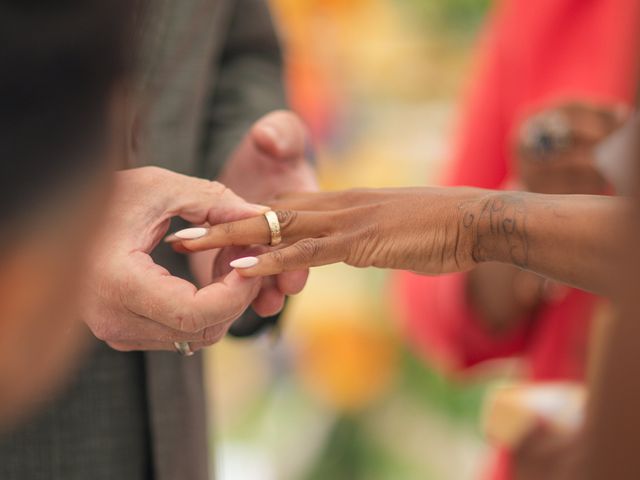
[[517, 101, 628, 195], [468, 263, 567, 333], [169, 187, 488, 276], [514, 424, 584, 480], [82, 166, 267, 352], [217, 110, 317, 203], [188, 110, 317, 318], [167, 188, 622, 295], [467, 101, 626, 332]]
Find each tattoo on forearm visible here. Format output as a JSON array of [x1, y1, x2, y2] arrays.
[[460, 193, 530, 267]]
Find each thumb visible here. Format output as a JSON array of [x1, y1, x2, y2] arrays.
[[251, 110, 309, 163]]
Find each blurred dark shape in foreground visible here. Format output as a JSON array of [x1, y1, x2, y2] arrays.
[[0, 0, 135, 428]]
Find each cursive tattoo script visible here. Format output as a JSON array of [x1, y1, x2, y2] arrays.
[[459, 193, 530, 268]]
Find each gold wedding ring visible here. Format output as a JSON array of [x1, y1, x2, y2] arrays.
[[264, 210, 282, 246], [174, 341, 194, 357]]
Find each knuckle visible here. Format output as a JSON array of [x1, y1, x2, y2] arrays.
[[270, 249, 287, 268], [179, 301, 246, 335], [221, 221, 235, 235], [136, 166, 167, 186], [203, 181, 244, 210], [208, 180, 231, 198], [90, 320, 116, 342], [175, 309, 203, 334], [345, 225, 380, 267], [275, 210, 297, 230], [360, 223, 381, 240], [294, 238, 320, 261], [186, 178, 226, 204]]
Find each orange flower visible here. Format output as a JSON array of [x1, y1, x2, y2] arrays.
[[292, 319, 398, 412]]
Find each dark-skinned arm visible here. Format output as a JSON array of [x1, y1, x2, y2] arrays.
[[469, 192, 624, 296], [167, 187, 626, 297]]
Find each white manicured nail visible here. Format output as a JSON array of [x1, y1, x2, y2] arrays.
[[230, 256, 259, 269], [174, 227, 208, 240]]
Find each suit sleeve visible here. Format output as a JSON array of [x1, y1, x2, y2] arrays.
[[196, 0, 287, 180]]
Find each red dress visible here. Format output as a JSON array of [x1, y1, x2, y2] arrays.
[[394, 0, 640, 478]]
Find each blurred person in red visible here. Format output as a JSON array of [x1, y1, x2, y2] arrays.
[[393, 0, 640, 478]]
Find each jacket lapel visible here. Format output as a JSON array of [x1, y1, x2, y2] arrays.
[[136, 0, 233, 175]]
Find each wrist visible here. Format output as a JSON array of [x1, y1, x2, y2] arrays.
[[459, 191, 531, 268]]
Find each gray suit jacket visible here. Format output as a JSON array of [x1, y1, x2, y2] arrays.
[[0, 1, 285, 479]]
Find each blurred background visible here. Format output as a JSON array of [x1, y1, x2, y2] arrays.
[[209, 1, 494, 478]]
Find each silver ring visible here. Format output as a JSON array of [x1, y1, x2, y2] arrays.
[[174, 341, 194, 357]]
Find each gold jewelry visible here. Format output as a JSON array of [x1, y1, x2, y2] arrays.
[[263, 210, 282, 246], [174, 341, 194, 357]]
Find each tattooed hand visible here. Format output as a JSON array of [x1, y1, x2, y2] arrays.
[[165, 186, 620, 294], [165, 187, 525, 276], [464, 193, 531, 269]]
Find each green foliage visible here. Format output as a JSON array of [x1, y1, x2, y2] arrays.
[[399, 0, 491, 34], [302, 415, 433, 480], [399, 348, 486, 425], [300, 348, 487, 479]]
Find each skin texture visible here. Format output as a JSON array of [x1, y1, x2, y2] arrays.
[[170, 187, 624, 296], [81, 166, 268, 353], [85, 111, 316, 353]]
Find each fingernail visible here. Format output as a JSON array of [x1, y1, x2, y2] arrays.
[[173, 227, 208, 240], [230, 256, 259, 269], [260, 124, 288, 154], [259, 125, 280, 144]]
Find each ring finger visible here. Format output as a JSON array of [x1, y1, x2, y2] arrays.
[[169, 210, 337, 251]]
